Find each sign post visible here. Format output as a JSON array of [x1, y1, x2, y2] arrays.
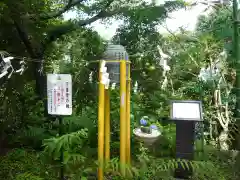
[[47, 74, 72, 180], [170, 100, 203, 179]]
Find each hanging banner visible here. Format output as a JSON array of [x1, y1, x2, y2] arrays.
[[47, 74, 72, 115]]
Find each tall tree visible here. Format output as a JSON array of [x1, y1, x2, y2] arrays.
[[196, 5, 240, 149], [0, 0, 183, 99], [112, 4, 175, 118], [196, 5, 232, 57], [0, 0, 184, 121]]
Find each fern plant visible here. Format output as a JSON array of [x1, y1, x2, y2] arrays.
[[43, 128, 88, 159], [15, 173, 44, 180], [43, 128, 90, 178], [0, 148, 56, 180]]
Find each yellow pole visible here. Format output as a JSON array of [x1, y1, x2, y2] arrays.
[[120, 60, 127, 176], [104, 89, 110, 162], [98, 61, 105, 180], [126, 62, 131, 164]]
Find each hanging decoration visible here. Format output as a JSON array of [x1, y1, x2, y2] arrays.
[[133, 81, 138, 93], [157, 45, 171, 89], [0, 51, 14, 79], [88, 71, 93, 83], [0, 51, 27, 81], [100, 60, 110, 89]]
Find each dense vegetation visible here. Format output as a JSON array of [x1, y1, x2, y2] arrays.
[[0, 0, 240, 179]]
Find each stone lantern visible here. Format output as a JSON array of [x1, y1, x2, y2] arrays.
[[102, 44, 129, 85]]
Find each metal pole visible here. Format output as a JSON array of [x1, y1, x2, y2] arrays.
[[126, 62, 131, 164], [59, 116, 64, 180], [233, 0, 240, 120], [104, 89, 110, 162], [120, 60, 127, 176], [98, 61, 105, 180]]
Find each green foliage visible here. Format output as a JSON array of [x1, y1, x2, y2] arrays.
[[0, 149, 56, 180], [101, 143, 240, 180], [16, 173, 44, 180], [152, 124, 176, 157], [0, 1, 240, 180], [196, 5, 234, 63], [196, 6, 232, 44], [43, 129, 88, 159]]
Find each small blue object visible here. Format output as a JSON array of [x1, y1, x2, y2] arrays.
[[150, 124, 158, 130], [140, 118, 147, 126]]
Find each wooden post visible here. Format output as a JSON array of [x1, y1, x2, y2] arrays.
[[120, 60, 127, 176], [105, 89, 110, 162], [98, 61, 105, 180], [126, 62, 131, 164]]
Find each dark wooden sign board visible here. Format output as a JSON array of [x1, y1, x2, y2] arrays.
[[170, 100, 203, 179]]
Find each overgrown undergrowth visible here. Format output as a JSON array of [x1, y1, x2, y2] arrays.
[[0, 149, 56, 180], [0, 146, 239, 180]]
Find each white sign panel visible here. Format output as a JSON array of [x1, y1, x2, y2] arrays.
[[47, 74, 72, 115], [171, 101, 202, 121]]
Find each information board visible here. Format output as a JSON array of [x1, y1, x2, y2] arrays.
[[171, 100, 203, 121], [47, 74, 72, 115]]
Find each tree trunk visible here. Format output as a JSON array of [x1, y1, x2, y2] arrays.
[[7, 2, 46, 99], [9, 13, 48, 115], [219, 129, 229, 150]]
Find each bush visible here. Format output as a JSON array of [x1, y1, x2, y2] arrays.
[[0, 149, 56, 180]]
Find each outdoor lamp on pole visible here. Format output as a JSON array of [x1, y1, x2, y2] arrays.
[[103, 43, 131, 170], [98, 44, 131, 179], [103, 44, 129, 85]]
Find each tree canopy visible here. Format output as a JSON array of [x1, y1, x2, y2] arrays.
[[0, 1, 240, 180]]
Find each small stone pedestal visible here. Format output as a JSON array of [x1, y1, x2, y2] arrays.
[[133, 127, 161, 147]]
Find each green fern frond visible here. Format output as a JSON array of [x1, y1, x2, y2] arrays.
[[43, 129, 88, 159], [15, 172, 43, 180], [67, 153, 86, 165], [23, 126, 45, 138]]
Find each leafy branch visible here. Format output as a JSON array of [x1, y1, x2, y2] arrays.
[[40, 0, 85, 20], [43, 129, 88, 159]]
